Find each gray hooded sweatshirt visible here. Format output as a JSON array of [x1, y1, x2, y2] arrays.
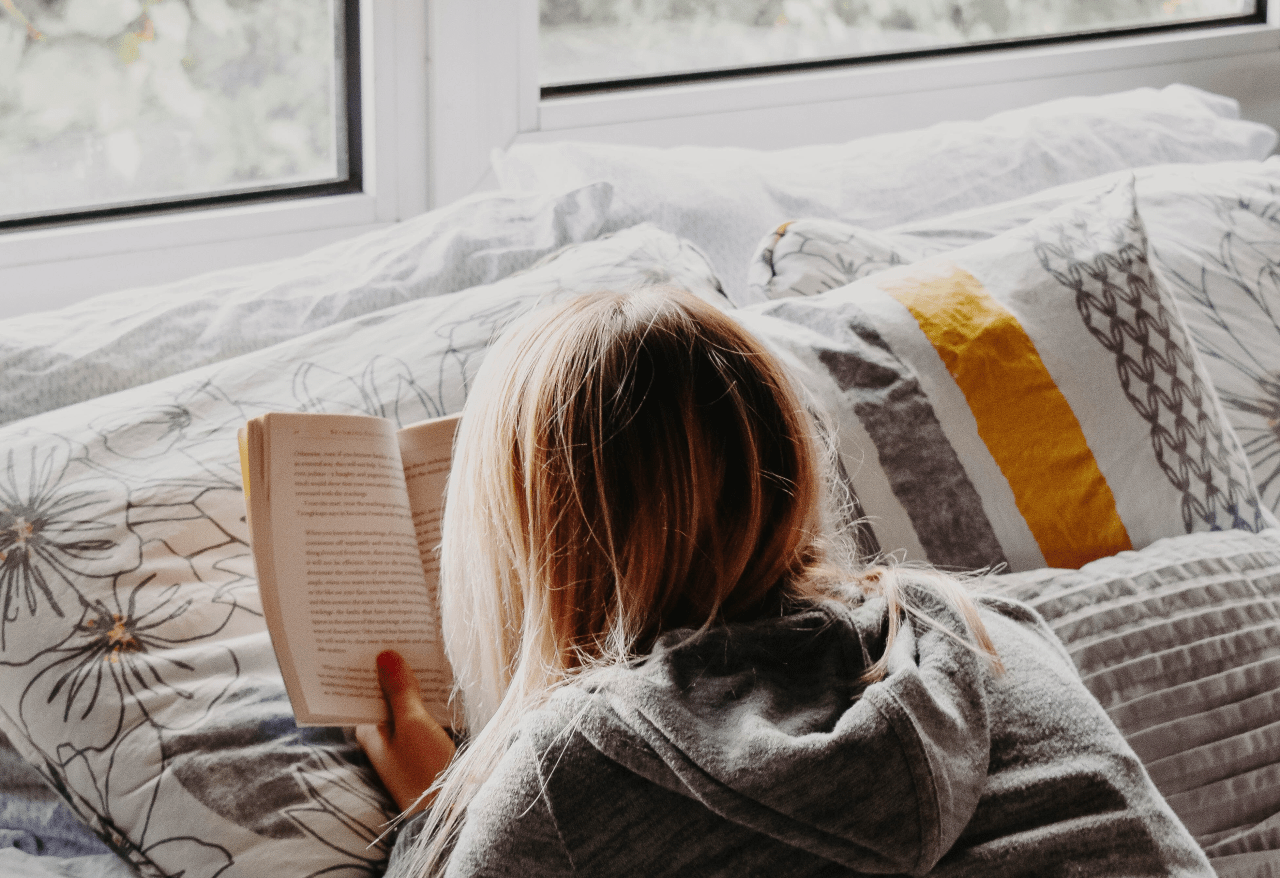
[[387, 591, 1211, 877]]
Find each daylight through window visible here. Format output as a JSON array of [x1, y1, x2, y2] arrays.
[[0, 0, 356, 227], [540, 0, 1259, 89]]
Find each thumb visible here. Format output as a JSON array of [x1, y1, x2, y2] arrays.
[[376, 650, 427, 726]]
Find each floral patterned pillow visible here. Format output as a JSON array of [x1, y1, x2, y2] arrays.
[[0, 224, 724, 878]]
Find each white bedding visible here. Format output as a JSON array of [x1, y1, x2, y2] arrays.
[[0, 225, 723, 878], [0, 183, 620, 427], [494, 85, 1277, 304]]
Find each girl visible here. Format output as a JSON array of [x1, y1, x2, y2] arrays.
[[357, 288, 1211, 877]]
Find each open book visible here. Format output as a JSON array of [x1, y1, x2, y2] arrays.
[[239, 412, 460, 727]]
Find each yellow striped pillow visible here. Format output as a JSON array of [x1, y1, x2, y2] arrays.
[[738, 178, 1273, 572]]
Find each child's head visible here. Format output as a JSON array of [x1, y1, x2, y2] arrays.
[[441, 288, 831, 727], [414, 288, 998, 869]]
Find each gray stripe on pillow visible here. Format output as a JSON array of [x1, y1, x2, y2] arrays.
[[1120, 656, 1280, 756], [767, 300, 1006, 571]]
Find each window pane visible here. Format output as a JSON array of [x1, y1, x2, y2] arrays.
[[541, 0, 1255, 88], [0, 0, 350, 224]]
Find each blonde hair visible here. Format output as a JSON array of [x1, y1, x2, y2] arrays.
[[402, 288, 998, 873]]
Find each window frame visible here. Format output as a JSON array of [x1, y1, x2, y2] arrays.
[[429, 0, 1280, 208], [0, 0, 366, 233], [0, 0, 428, 314]]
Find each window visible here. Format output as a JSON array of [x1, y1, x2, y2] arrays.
[[0, 0, 1274, 315], [540, 1, 1262, 89], [0, 0, 360, 228], [424, 0, 1277, 212], [0, 0, 426, 317]]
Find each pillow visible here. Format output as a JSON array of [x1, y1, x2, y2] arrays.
[[0, 224, 723, 878], [749, 159, 1280, 519], [493, 85, 1277, 305], [983, 527, 1280, 878], [0, 730, 122, 864], [0, 182, 618, 428], [734, 177, 1273, 573]]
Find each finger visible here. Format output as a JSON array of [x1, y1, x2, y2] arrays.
[[376, 650, 428, 724]]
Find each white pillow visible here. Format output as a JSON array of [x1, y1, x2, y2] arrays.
[[494, 85, 1277, 306], [748, 159, 1280, 519], [0, 182, 619, 427], [0, 224, 723, 878]]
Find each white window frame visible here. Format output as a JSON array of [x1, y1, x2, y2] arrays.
[[0, 0, 428, 315], [430, 1, 1280, 207]]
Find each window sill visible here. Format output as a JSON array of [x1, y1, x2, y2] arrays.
[[0, 196, 391, 318]]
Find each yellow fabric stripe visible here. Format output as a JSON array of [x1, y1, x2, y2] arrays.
[[884, 266, 1132, 569]]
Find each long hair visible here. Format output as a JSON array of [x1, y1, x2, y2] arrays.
[[401, 288, 998, 873]]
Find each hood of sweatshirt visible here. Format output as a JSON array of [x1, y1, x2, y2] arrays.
[[563, 593, 992, 877]]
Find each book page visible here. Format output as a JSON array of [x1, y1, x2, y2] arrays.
[[253, 413, 451, 727], [397, 413, 462, 710], [398, 414, 462, 586]]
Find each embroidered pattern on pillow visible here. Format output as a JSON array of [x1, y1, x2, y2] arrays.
[[738, 178, 1271, 573], [1032, 201, 1263, 534], [747, 162, 1280, 520]]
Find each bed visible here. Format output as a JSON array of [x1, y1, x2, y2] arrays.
[[2, 84, 1279, 877]]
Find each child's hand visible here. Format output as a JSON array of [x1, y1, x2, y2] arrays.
[[356, 650, 457, 814]]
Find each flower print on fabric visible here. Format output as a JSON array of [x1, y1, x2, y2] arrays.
[[127, 482, 260, 622], [291, 355, 446, 427], [20, 540, 240, 755], [87, 379, 264, 491], [1034, 191, 1270, 534], [1, 437, 140, 664], [1154, 187, 1280, 514], [283, 747, 397, 874], [49, 716, 236, 878]]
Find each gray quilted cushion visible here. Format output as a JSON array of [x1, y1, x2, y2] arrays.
[[985, 528, 1280, 877]]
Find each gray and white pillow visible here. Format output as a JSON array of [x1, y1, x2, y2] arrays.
[[0, 182, 620, 427], [748, 159, 1280, 519], [0, 224, 722, 878], [985, 527, 1280, 878], [736, 179, 1272, 573]]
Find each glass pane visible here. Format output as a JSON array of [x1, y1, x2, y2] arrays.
[[0, 0, 348, 224], [541, 0, 1255, 88]]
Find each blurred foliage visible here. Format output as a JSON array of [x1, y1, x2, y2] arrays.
[[541, 0, 1244, 33], [539, 0, 1247, 84], [0, 0, 340, 220]]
